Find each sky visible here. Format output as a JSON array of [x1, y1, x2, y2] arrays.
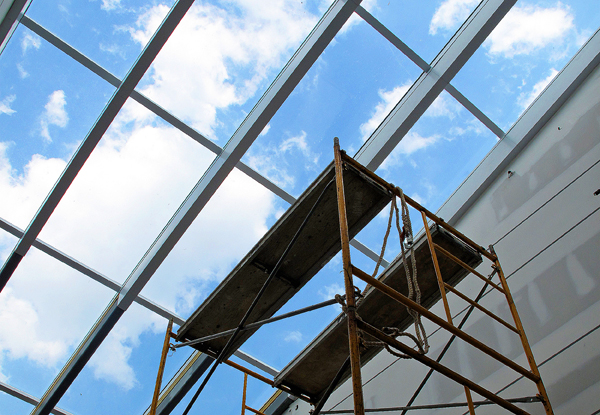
[[0, 0, 598, 414]]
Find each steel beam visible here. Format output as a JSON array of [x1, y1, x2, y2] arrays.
[[18, 14, 383, 264], [0, 216, 186, 325], [354, 5, 504, 139], [354, 0, 516, 170], [0, 0, 198, 294], [436, 27, 600, 226], [0, 381, 72, 415], [32, 1, 361, 413], [0, 0, 31, 54]]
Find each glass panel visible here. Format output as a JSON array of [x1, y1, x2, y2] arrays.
[[452, 0, 599, 131], [0, 24, 115, 230], [243, 17, 422, 199], [354, 90, 498, 262], [24, 0, 176, 79], [140, 167, 279, 318], [0, 392, 34, 415], [136, 0, 319, 143], [362, 0, 481, 64], [37, 99, 216, 283], [0, 247, 115, 398], [56, 302, 194, 415]]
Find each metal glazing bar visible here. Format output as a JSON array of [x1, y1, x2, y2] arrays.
[[340, 153, 496, 261], [351, 265, 538, 382], [0, 0, 32, 54], [33, 1, 361, 412], [443, 282, 518, 333], [434, 242, 504, 293], [150, 319, 174, 415], [174, 298, 338, 349], [183, 173, 337, 415], [435, 28, 600, 228], [0, 0, 198, 294], [0, 218, 272, 386], [334, 138, 365, 415], [354, 5, 504, 139], [321, 396, 540, 413], [356, 320, 530, 415], [18, 15, 385, 265], [0, 381, 72, 415], [354, 0, 515, 171], [490, 247, 554, 414], [0, 216, 187, 325]]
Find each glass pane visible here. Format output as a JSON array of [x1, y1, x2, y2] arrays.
[[136, 0, 319, 143], [0, 247, 115, 398], [0, 24, 115, 230], [37, 99, 216, 283], [56, 302, 194, 415], [353, 90, 497, 263], [243, 17, 422, 199], [140, 167, 279, 318], [452, 0, 599, 131], [24, 0, 176, 79], [362, 0, 481, 64], [0, 392, 34, 415]]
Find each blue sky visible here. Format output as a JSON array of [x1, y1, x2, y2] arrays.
[[0, 0, 598, 414]]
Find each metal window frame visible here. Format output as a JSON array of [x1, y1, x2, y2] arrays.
[[354, 0, 517, 171], [26, 1, 363, 413]]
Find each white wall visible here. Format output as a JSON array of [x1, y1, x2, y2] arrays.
[[281, 36, 600, 415]]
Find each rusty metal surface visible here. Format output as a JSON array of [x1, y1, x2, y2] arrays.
[[176, 161, 392, 357], [274, 225, 482, 401]]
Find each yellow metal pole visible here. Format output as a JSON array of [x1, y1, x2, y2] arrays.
[[241, 373, 248, 415], [150, 319, 173, 415], [490, 246, 554, 415], [422, 211, 475, 413], [334, 138, 365, 415]]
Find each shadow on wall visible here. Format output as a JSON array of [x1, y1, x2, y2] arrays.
[[491, 101, 600, 223]]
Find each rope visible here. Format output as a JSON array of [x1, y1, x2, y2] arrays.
[[396, 187, 429, 354], [356, 187, 429, 356]]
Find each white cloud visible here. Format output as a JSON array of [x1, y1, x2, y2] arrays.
[[246, 130, 321, 191], [16, 63, 29, 79], [284, 330, 303, 343], [0, 0, 388, 390], [101, 0, 121, 11], [130, 1, 317, 138], [379, 132, 439, 171], [39, 90, 68, 143], [0, 0, 321, 388], [426, 92, 462, 119], [21, 32, 41, 55], [0, 95, 16, 115], [485, 3, 574, 58], [279, 131, 320, 165], [339, 0, 378, 34], [518, 68, 559, 110], [318, 283, 344, 301], [359, 83, 412, 142], [259, 124, 271, 136], [429, 0, 479, 35]]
